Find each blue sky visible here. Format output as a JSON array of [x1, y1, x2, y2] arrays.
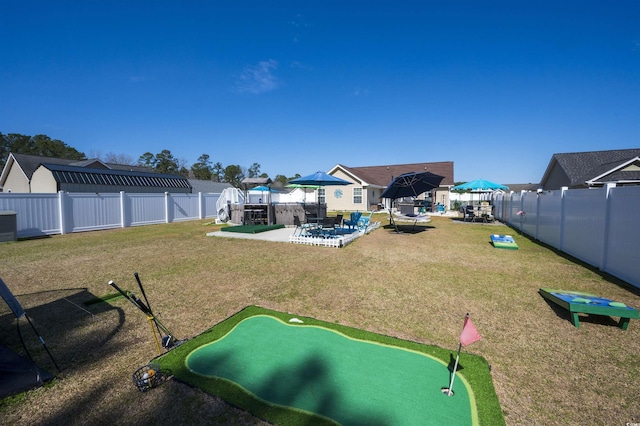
[[1, 1, 639, 184]]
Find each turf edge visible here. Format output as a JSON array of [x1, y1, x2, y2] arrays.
[[153, 305, 505, 426]]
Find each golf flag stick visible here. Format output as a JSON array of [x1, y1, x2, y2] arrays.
[[446, 313, 481, 396]]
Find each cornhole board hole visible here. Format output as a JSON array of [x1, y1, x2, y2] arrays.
[[539, 288, 639, 330], [490, 234, 518, 250]]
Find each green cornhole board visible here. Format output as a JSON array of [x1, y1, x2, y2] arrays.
[[539, 288, 639, 329], [154, 306, 504, 426], [490, 234, 518, 250]]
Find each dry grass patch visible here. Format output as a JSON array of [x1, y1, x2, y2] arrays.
[[1, 216, 639, 425]]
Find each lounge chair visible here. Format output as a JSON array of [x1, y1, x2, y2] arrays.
[[293, 215, 306, 236], [293, 215, 315, 236], [321, 217, 336, 236], [344, 212, 362, 229], [389, 210, 431, 233], [358, 211, 374, 229]]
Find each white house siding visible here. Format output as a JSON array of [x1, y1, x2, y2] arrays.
[[327, 169, 368, 212], [2, 166, 30, 193], [31, 167, 58, 193]]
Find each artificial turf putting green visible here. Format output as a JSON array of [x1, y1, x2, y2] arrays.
[[154, 306, 504, 425], [220, 224, 285, 234]]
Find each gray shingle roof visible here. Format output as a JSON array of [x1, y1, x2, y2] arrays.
[[187, 179, 232, 193], [10, 153, 153, 179], [552, 149, 640, 186], [335, 162, 454, 187]]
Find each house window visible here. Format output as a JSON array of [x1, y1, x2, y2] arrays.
[[318, 188, 325, 204], [353, 187, 363, 204]]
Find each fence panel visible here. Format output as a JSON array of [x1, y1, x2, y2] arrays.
[[561, 188, 607, 267], [604, 186, 640, 285], [128, 193, 166, 226], [201, 193, 221, 219], [66, 193, 122, 233], [0, 193, 60, 237], [169, 193, 200, 222], [536, 190, 562, 248], [520, 192, 538, 237]]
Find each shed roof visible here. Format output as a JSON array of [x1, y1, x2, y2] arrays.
[[6, 153, 153, 179], [42, 163, 191, 189]]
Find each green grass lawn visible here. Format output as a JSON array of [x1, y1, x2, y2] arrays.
[[1, 214, 639, 425]]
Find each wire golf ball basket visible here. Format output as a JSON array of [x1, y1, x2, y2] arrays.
[[133, 363, 168, 392]]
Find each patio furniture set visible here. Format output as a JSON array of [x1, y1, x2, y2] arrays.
[[293, 211, 373, 238], [289, 212, 378, 248], [462, 202, 495, 223]]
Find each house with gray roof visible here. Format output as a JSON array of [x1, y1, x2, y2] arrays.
[[540, 148, 640, 190], [327, 162, 454, 211], [187, 179, 232, 193], [1, 153, 191, 193]]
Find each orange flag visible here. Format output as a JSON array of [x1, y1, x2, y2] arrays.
[[459, 315, 481, 347]]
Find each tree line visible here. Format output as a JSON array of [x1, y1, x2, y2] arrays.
[[1, 133, 300, 188]]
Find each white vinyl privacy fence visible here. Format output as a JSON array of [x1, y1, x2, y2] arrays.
[[494, 184, 640, 289], [0, 191, 222, 239]]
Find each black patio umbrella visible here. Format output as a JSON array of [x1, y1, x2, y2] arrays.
[[289, 171, 351, 219], [381, 171, 444, 232], [380, 171, 444, 200]]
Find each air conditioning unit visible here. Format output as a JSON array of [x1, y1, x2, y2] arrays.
[[0, 211, 17, 242]]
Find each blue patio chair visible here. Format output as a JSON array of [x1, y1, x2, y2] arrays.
[[358, 211, 373, 229], [344, 212, 362, 229]]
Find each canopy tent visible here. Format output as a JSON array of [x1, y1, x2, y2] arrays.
[[381, 171, 444, 233]]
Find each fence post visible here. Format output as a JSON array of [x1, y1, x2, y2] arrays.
[[58, 191, 68, 235], [535, 191, 541, 240], [164, 192, 171, 223], [120, 191, 127, 228], [559, 186, 568, 252], [198, 192, 204, 219], [600, 183, 615, 271]]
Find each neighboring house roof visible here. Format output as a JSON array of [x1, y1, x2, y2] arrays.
[[1, 153, 190, 193], [1, 153, 153, 185], [329, 162, 455, 187], [540, 149, 640, 189], [504, 183, 540, 192], [42, 163, 191, 189], [188, 179, 232, 193], [241, 177, 272, 186]]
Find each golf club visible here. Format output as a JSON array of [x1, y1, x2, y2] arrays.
[[108, 279, 180, 351]]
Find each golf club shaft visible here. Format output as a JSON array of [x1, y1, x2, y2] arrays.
[[109, 280, 175, 339], [134, 273, 164, 338], [134, 272, 154, 315], [108, 280, 151, 315]]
